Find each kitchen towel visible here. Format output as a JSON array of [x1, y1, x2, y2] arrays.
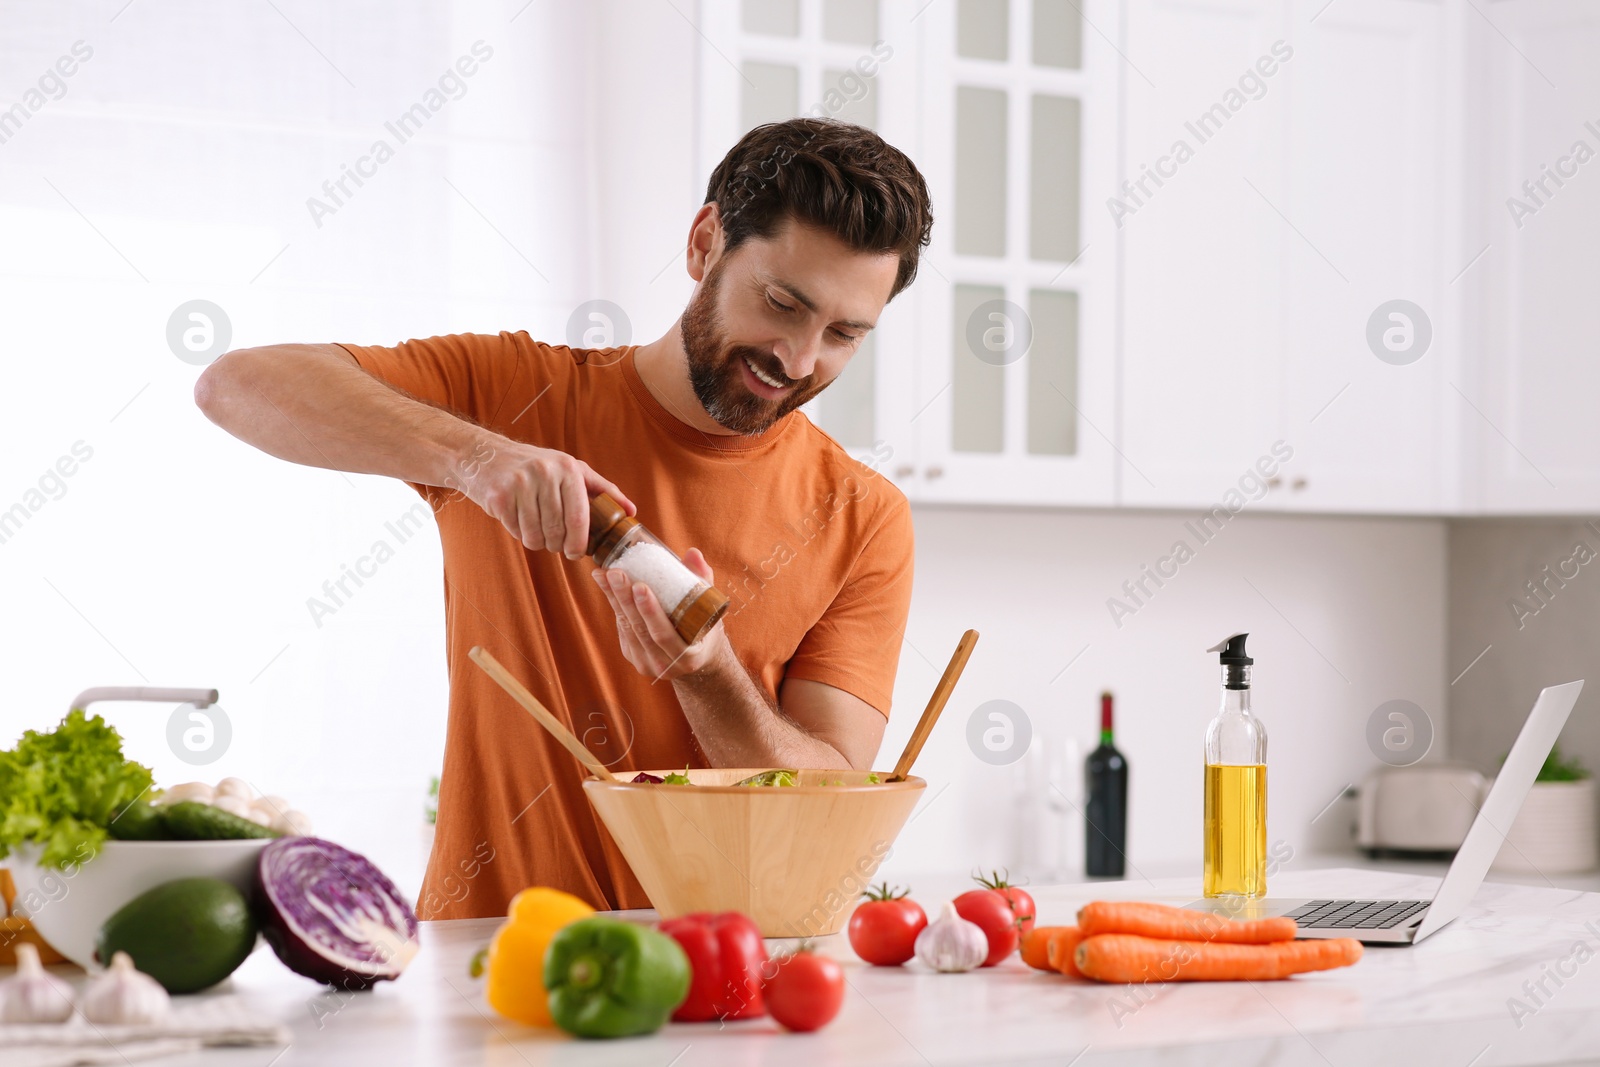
[[0, 994, 289, 1067]]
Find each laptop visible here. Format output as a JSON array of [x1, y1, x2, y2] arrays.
[[1186, 680, 1584, 945]]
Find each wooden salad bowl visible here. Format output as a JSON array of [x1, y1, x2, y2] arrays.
[[584, 768, 925, 937]]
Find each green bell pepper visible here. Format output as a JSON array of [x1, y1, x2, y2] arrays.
[[543, 916, 691, 1039]]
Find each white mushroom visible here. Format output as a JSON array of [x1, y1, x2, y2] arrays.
[[211, 793, 254, 820], [213, 777, 255, 802], [155, 781, 214, 806], [272, 810, 314, 836]]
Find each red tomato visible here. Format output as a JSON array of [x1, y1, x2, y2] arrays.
[[953, 889, 1019, 966], [974, 870, 1036, 934], [763, 950, 845, 1032], [848, 885, 928, 966]]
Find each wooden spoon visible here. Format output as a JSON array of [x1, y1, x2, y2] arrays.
[[468, 646, 620, 783], [887, 629, 979, 782]]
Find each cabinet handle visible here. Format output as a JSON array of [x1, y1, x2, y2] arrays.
[[926, 466, 945, 480], [1292, 477, 1308, 491], [1266, 477, 1283, 490], [893, 465, 915, 478]]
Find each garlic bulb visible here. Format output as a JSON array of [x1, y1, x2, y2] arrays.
[[82, 952, 169, 1026], [914, 902, 988, 973], [0, 943, 76, 1023]]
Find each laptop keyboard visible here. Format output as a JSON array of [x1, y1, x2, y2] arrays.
[[1284, 899, 1430, 930]]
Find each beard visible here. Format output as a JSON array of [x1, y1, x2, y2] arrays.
[[680, 261, 830, 435]]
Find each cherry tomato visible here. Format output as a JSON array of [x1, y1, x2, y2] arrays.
[[974, 870, 1036, 934], [953, 889, 1019, 966], [763, 950, 845, 1032], [848, 883, 928, 966]]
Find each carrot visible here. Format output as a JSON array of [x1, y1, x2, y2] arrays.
[[1074, 934, 1362, 983], [1020, 926, 1071, 971], [1020, 926, 1085, 976], [1046, 927, 1086, 978], [1077, 901, 1297, 944]]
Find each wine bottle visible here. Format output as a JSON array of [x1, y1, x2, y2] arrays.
[[1085, 691, 1128, 878]]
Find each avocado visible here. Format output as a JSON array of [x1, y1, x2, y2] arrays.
[[161, 800, 279, 840], [107, 799, 169, 840], [96, 877, 258, 993]]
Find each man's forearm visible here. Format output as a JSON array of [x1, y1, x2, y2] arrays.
[[672, 652, 847, 769], [194, 343, 486, 489]]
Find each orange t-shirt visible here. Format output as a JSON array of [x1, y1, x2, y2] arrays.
[[337, 333, 914, 919]]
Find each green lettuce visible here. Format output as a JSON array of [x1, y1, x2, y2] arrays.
[[0, 709, 153, 869]]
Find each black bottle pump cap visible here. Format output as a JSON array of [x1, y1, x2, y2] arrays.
[[1207, 632, 1252, 689]]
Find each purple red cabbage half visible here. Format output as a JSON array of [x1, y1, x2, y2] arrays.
[[256, 836, 419, 989], [630, 771, 665, 783]]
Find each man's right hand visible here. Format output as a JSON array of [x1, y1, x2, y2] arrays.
[[452, 436, 635, 559], [195, 343, 634, 559]]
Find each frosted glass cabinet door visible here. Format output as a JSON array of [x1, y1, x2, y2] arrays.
[[955, 86, 1008, 256], [912, 0, 1117, 505], [824, 0, 878, 44], [1033, 0, 1083, 69], [742, 0, 799, 36], [951, 284, 1008, 453], [741, 61, 800, 130], [957, 0, 1010, 60]]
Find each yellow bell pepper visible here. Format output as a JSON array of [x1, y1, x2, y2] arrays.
[[484, 887, 595, 1026]]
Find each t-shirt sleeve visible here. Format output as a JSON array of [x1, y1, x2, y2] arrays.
[[336, 332, 540, 438], [782, 494, 915, 717]]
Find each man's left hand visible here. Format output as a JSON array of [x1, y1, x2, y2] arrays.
[[592, 548, 728, 681]]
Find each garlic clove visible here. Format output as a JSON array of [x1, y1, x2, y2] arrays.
[[913, 901, 990, 973], [82, 952, 169, 1027], [213, 777, 255, 801], [0, 943, 76, 1023]]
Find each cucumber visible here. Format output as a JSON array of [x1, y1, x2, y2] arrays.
[[108, 799, 170, 841], [161, 800, 280, 840]]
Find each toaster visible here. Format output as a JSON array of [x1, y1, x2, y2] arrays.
[[1356, 762, 1487, 854]]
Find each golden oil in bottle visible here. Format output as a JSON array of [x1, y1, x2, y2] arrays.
[[1204, 763, 1267, 897], [1203, 634, 1267, 899]]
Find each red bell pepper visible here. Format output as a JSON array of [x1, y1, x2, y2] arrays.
[[658, 911, 768, 1022]]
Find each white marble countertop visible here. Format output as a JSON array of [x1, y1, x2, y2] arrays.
[[31, 867, 1600, 1067]]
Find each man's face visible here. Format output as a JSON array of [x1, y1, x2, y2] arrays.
[[681, 218, 900, 435]]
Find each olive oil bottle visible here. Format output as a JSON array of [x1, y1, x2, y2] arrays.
[[1203, 633, 1267, 898]]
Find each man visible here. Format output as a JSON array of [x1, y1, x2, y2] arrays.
[[195, 118, 933, 918]]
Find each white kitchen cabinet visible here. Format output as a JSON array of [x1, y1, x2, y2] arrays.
[[695, 0, 1600, 517], [1116, 0, 1292, 508], [1113, 0, 1299, 508], [1119, 0, 1455, 514], [1459, 0, 1600, 514], [1275, 0, 1450, 514]]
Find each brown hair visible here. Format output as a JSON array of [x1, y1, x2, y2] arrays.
[[704, 118, 933, 299]]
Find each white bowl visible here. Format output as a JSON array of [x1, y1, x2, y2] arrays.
[[5, 839, 271, 969]]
